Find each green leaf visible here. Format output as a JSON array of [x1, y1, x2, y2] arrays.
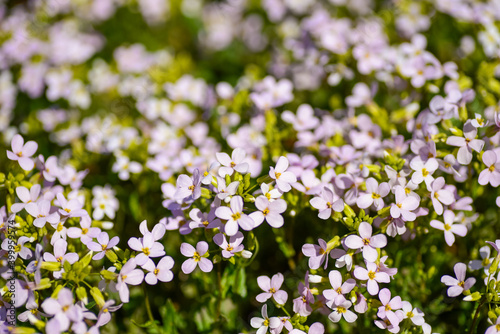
[[234, 267, 247, 298]]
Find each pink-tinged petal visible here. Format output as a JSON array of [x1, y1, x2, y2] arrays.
[[249, 212, 264, 227], [270, 199, 287, 213], [446, 136, 466, 147], [390, 205, 401, 219], [432, 198, 444, 215], [363, 246, 378, 262], [375, 272, 391, 283], [224, 220, 239, 236], [42, 298, 62, 315], [366, 280, 379, 295], [230, 196, 243, 213], [257, 275, 271, 291], [483, 150, 497, 166], [232, 148, 246, 163], [328, 311, 342, 323], [328, 270, 342, 289], [181, 259, 197, 274], [356, 194, 373, 209], [10, 203, 25, 213], [302, 244, 318, 257], [16, 186, 31, 203], [274, 290, 288, 305], [218, 166, 234, 177], [198, 258, 213, 272], [276, 179, 292, 192], [128, 238, 142, 251], [451, 224, 467, 237], [215, 206, 233, 220], [18, 157, 35, 171], [11, 134, 24, 152], [443, 210, 455, 225], [145, 273, 158, 285], [279, 171, 297, 183], [250, 317, 265, 329], [64, 253, 79, 264], [358, 222, 372, 239], [444, 231, 456, 246], [108, 236, 119, 248], [353, 267, 368, 280], [275, 156, 289, 173], [453, 262, 467, 281], [343, 310, 358, 323], [271, 273, 284, 289], [87, 242, 102, 252], [180, 243, 196, 257], [254, 196, 269, 211], [345, 235, 364, 250], [97, 232, 109, 246], [6, 150, 18, 160], [196, 241, 209, 255], [216, 152, 232, 166], [437, 189, 454, 205], [447, 285, 463, 297], [342, 279, 356, 293], [430, 220, 444, 231], [308, 255, 323, 270], [234, 162, 249, 174], [256, 292, 272, 303], [92, 252, 105, 260], [265, 212, 284, 228], [310, 197, 326, 210], [463, 277, 476, 290], [365, 178, 378, 193], [411, 172, 424, 185], [370, 234, 387, 248], [157, 270, 173, 283], [238, 215, 255, 231], [118, 283, 130, 303], [468, 139, 484, 152], [457, 146, 472, 165], [66, 227, 82, 238], [23, 141, 38, 156]]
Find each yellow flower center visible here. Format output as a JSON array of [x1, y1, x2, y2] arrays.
[[188, 185, 195, 191], [203, 171, 209, 176], [231, 212, 241, 220], [202, 220, 209, 226], [103, 308, 109, 313], [336, 287, 342, 294], [101, 244, 107, 251], [458, 281, 465, 288], [262, 209, 270, 216], [269, 288, 276, 293], [368, 271, 376, 280], [64, 208, 71, 213], [407, 311, 414, 318], [275, 172, 281, 179], [263, 319, 270, 326], [82, 228, 88, 234], [142, 247, 150, 256], [326, 202, 332, 208], [226, 245, 233, 252], [337, 306, 346, 314], [385, 304, 391, 311], [193, 252, 201, 262], [14, 245, 21, 253], [363, 238, 370, 245], [57, 223, 63, 232], [444, 224, 451, 231], [372, 193, 381, 199], [490, 165, 495, 172], [62, 305, 69, 312], [154, 268, 159, 275], [422, 168, 429, 177], [57, 256, 63, 262], [230, 162, 236, 168]]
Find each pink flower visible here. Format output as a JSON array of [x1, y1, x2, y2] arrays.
[[430, 210, 467, 246], [56, 193, 87, 218], [377, 288, 402, 327], [478, 150, 500, 187], [269, 156, 297, 193], [188, 208, 221, 230], [216, 148, 249, 177], [1, 236, 32, 260], [256, 273, 288, 305], [410, 157, 438, 187], [116, 258, 145, 302], [441, 262, 476, 297], [180, 241, 213, 274], [485, 316, 500, 334], [11, 185, 41, 213], [128, 232, 166, 266], [67, 215, 100, 245], [302, 238, 330, 270], [213, 232, 244, 258], [174, 169, 202, 201], [43, 239, 79, 279], [6, 134, 38, 171], [390, 186, 419, 221], [356, 178, 390, 211], [142, 256, 174, 285], [446, 122, 484, 165], [249, 196, 287, 228], [250, 304, 281, 334], [310, 186, 344, 220], [323, 270, 356, 307], [397, 301, 425, 326], [281, 104, 319, 131], [429, 177, 454, 215], [345, 222, 387, 262], [215, 196, 254, 236], [25, 200, 59, 228], [353, 261, 391, 295], [41, 288, 80, 334], [327, 300, 357, 323], [87, 232, 120, 260]]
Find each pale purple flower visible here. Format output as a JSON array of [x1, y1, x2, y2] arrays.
[[188, 208, 221, 230], [441, 262, 476, 297], [323, 270, 356, 307], [87, 232, 120, 260], [269, 156, 297, 193], [43, 239, 79, 279], [410, 157, 438, 187], [345, 222, 387, 262], [41, 156, 60, 182], [260, 182, 283, 201], [356, 178, 390, 210], [249, 196, 287, 228], [485, 316, 500, 334], [116, 258, 145, 303], [180, 241, 213, 274], [215, 196, 254, 236], [142, 256, 174, 285], [353, 262, 391, 295], [6, 134, 38, 171], [390, 186, 420, 221], [293, 274, 314, 317], [302, 238, 330, 270], [281, 104, 319, 131], [25, 200, 59, 228], [213, 232, 244, 258], [128, 232, 166, 266], [56, 193, 87, 218], [478, 150, 500, 187], [430, 210, 467, 246], [469, 246, 493, 271], [486, 239, 500, 254], [310, 186, 344, 219], [216, 148, 249, 176], [95, 300, 122, 327], [446, 122, 484, 165], [471, 113, 488, 128], [272, 317, 294, 334], [174, 169, 202, 201], [397, 301, 425, 326], [327, 300, 357, 323], [250, 304, 281, 334], [256, 273, 288, 305], [215, 177, 239, 201], [377, 288, 402, 327], [139, 220, 166, 240], [331, 246, 354, 271], [41, 288, 80, 334], [67, 215, 100, 245], [11, 185, 41, 213], [429, 177, 454, 215], [1, 236, 32, 260]]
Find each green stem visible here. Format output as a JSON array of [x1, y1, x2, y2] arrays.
[[469, 298, 485, 334], [144, 285, 161, 333]]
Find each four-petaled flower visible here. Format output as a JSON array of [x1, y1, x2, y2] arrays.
[[353, 262, 391, 295], [345, 222, 387, 262], [180, 241, 213, 274], [441, 262, 476, 297], [269, 156, 297, 193], [87, 232, 120, 260], [7, 134, 38, 171], [216, 148, 249, 177], [256, 273, 288, 305], [215, 196, 254, 236], [430, 210, 467, 246], [323, 270, 356, 307]]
